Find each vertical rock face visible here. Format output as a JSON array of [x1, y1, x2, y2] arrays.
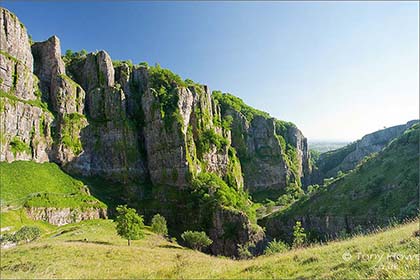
[[210, 207, 265, 257], [62, 52, 147, 181], [0, 9, 36, 101], [142, 84, 236, 187], [0, 101, 53, 162], [31, 36, 65, 99], [242, 115, 289, 192], [26, 207, 107, 226], [0, 9, 33, 69], [142, 86, 192, 187], [284, 124, 311, 186], [32, 35, 86, 164], [0, 8, 53, 163], [219, 102, 311, 196]]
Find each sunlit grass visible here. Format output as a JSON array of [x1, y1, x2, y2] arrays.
[[1, 219, 418, 279]]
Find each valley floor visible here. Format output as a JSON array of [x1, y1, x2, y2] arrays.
[[1, 219, 419, 279]]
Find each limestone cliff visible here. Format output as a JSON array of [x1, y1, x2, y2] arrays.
[[213, 92, 311, 198], [26, 207, 107, 226], [0, 8, 53, 163], [0, 7, 315, 256]]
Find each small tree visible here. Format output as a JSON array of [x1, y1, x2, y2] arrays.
[[181, 230, 212, 251], [292, 221, 306, 248], [151, 213, 168, 236], [115, 205, 144, 246]]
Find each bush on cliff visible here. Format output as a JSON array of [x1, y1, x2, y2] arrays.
[[190, 172, 256, 223]]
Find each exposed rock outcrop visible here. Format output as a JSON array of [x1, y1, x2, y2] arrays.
[[26, 207, 107, 226], [218, 103, 311, 196], [210, 207, 265, 257], [0, 8, 35, 100], [0, 8, 53, 163]]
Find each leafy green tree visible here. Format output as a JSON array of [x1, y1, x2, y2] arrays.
[[151, 213, 168, 236], [65, 49, 73, 58], [292, 221, 306, 248], [115, 205, 144, 246], [307, 184, 320, 195], [181, 230, 212, 251]]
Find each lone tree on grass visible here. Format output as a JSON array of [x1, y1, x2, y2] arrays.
[[151, 213, 168, 236], [181, 230, 212, 251], [115, 205, 144, 246]]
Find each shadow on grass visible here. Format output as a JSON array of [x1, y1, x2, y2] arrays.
[[65, 239, 112, 245], [158, 244, 183, 249]]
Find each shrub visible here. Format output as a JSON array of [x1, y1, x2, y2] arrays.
[[212, 91, 270, 122], [14, 226, 40, 243], [292, 221, 306, 248], [0, 232, 16, 243], [265, 199, 275, 213], [151, 213, 168, 236], [276, 194, 294, 207], [115, 205, 144, 246], [237, 243, 253, 259], [9, 136, 30, 156], [264, 239, 289, 255], [148, 64, 185, 130], [190, 172, 254, 222], [307, 184, 320, 195], [196, 129, 229, 155], [181, 230, 212, 251], [222, 115, 233, 130]]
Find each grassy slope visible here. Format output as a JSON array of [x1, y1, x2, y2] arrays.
[[0, 161, 85, 206], [270, 124, 419, 222], [1, 219, 418, 279], [0, 161, 106, 231]]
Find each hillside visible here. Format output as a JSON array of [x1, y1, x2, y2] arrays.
[[0, 161, 103, 208], [312, 120, 417, 182], [1, 218, 418, 279], [0, 161, 106, 230], [263, 123, 419, 241]]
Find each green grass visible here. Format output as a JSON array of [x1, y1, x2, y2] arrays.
[[0, 209, 56, 233], [1, 218, 418, 279], [24, 193, 105, 209], [0, 161, 87, 207]]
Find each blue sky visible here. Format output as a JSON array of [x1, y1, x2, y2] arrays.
[[2, 1, 419, 141]]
